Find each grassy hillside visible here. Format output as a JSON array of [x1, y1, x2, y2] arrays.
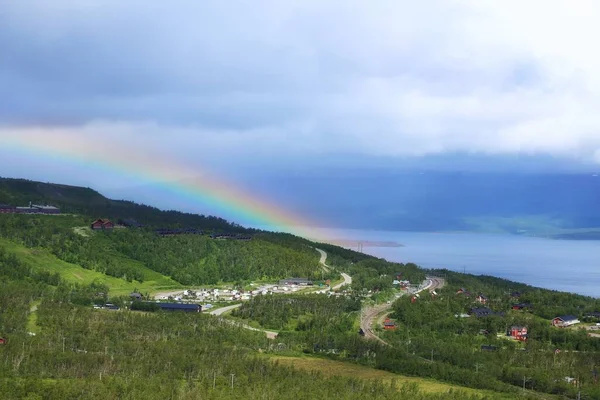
[[0, 238, 180, 296]]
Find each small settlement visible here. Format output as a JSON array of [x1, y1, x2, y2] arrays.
[[0, 203, 60, 214]]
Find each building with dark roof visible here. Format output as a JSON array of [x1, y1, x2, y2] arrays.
[[157, 303, 202, 313], [279, 278, 313, 286], [552, 315, 580, 327]]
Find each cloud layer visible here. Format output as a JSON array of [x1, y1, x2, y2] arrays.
[[2, 1, 600, 164]]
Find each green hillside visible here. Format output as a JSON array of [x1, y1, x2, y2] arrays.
[[0, 177, 243, 231], [4, 178, 600, 399]]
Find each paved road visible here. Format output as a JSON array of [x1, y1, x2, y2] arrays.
[[315, 248, 331, 272], [333, 273, 352, 290], [315, 248, 352, 290], [209, 303, 278, 339], [209, 303, 242, 316], [361, 277, 445, 345]]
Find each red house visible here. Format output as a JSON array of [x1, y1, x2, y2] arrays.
[[91, 219, 114, 230], [0, 337, 6, 345], [383, 318, 397, 330], [509, 326, 528, 341]]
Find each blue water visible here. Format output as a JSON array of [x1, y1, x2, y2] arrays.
[[313, 228, 600, 297]]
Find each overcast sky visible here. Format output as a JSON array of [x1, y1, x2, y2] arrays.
[[2, 0, 600, 193]]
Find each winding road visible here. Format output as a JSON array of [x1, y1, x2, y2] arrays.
[[315, 248, 352, 290], [360, 276, 445, 346], [208, 248, 351, 339]]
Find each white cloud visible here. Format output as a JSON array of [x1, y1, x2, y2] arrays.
[[2, 1, 600, 164]]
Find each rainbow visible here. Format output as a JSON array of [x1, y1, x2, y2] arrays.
[[2, 130, 328, 240]]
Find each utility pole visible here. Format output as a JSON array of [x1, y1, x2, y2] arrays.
[[475, 363, 483, 373], [213, 371, 216, 389], [431, 349, 434, 363], [230, 374, 235, 389]]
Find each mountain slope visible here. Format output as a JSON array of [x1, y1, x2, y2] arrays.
[[0, 177, 243, 231]]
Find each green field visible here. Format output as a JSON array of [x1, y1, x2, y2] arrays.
[[269, 355, 527, 399], [0, 237, 181, 296]]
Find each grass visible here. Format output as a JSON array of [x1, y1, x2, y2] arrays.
[[268, 355, 519, 398], [0, 237, 182, 296]]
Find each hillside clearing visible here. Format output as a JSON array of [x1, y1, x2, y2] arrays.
[[0, 237, 181, 296], [269, 356, 519, 398]]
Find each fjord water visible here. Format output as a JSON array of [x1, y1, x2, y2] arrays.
[[318, 228, 600, 297]]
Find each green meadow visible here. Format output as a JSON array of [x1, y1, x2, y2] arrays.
[[0, 237, 181, 296]]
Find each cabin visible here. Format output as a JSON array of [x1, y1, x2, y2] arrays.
[[279, 278, 313, 286], [476, 294, 488, 304], [511, 291, 522, 298], [552, 315, 580, 328], [91, 219, 114, 230], [512, 303, 533, 311], [0, 337, 6, 345], [509, 326, 528, 341], [157, 303, 202, 313], [383, 318, 397, 330]]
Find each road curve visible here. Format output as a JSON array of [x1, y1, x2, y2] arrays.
[[209, 303, 278, 339], [315, 248, 352, 290], [361, 277, 445, 345], [333, 273, 352, 290], [209, 303, 242, 316], [315, 248, 330, 272]]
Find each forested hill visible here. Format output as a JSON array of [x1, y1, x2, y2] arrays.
[[0, 177, 377, 291], [0, 177, 243, 231]]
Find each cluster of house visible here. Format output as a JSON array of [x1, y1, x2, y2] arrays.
[[454, 287, 600, 345], [279, 278, 313, 286], [155, 287, 272, 303], [91, 219, 115, 230], [0, 203, 60, 214]]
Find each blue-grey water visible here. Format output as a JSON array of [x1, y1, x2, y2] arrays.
[[312, 228, 600, 297]]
